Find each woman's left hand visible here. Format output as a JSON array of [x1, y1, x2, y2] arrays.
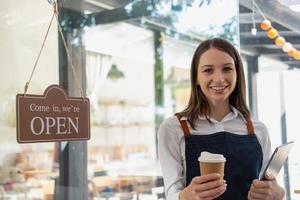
[[247, 174, 285, 200]]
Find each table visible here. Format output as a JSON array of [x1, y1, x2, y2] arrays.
[[22, 169, 58, 180]]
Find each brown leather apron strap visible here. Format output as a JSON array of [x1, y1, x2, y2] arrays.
[[175, 114, 190, 137], [246, 118, 254, 135]]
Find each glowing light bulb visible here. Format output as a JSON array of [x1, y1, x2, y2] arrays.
[[251, 28, 257, 35], [260, 20, 271, 30], [282, 42, 293, 52], [294, 51, 300, 60], [275, 36, 285, 46], [288, 48, 297, 57], [267, 28, 278, 39]]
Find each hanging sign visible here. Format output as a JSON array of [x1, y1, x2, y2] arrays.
[[16, 85, 90, 143]]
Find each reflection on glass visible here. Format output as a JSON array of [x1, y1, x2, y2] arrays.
[[0, 0, 58, 199], [150, 0, 238, 44], [0, 0, 239, 199], [106, 64, 125, 81], [85, 1, 239, 199], [120, 0, 238, 45]]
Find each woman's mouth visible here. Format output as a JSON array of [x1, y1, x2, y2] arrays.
[[210, 86, 228, 91]]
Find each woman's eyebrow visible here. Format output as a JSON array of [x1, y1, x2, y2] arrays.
[[223, 62, 234, 66], [200, 64, 213, 68]]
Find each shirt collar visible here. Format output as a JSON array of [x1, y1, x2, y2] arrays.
[[197, 105, 247, 123]]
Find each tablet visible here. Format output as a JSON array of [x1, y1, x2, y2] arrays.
[[259, 141, 294, 180]]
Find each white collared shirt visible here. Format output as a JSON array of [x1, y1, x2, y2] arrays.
[[157, 106, 271, 200]]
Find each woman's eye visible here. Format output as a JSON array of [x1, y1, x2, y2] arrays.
[[203, 68, 213, 73], [223, 67, 233, 72]]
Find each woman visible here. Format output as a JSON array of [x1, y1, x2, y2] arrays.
[[158, 38, 285, 200]]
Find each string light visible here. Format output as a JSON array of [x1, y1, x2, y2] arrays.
[[282, 42, 293, 52], [251, 0, 257, 35], [294, 51, 300, 59], [275, 36, 285, 47], [253, 0, 300, 60], [288, 48, 297, 57], [260, 20, 271, 31], [266, 28, 278, 39]]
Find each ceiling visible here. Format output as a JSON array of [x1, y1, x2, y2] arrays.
[[59, 0, 129, 12], [60, 0, 300, 69], [239, 0, 300, 69]]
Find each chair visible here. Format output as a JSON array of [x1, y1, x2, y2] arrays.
[[132, 176, 155, 200], [43, 180, 55, 200], [90, 176, 118, 200], [151, 176, 165, 200]]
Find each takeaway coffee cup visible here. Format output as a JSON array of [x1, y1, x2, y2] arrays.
[[198, 151, 226, 179]]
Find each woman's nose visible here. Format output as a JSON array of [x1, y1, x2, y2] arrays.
[[213, 71, 225, 82]]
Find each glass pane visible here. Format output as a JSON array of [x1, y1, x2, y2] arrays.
[[85, 21, 158, 200], [85, 1, 239, 199], [284, 70, 300, 199], [0, 0, 58, 199], [240, 1, 300, 198], [0, 0, 239, 199]]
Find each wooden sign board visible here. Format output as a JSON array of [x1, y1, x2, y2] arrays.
[[16, 85, 90, 143]]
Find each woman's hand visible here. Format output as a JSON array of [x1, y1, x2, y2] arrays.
[[179, 173, 227, 200], [248, 174, 285, 200]]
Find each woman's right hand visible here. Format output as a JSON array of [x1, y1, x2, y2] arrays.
[[179, 173, 227, 200]]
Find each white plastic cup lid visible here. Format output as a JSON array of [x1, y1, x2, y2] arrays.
[[198, 151, 226, 163]]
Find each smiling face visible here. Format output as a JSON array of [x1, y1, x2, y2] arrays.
[[197, 47, 237, 107]]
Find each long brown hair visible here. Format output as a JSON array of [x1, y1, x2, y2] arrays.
[[178, 38, 250, 129]]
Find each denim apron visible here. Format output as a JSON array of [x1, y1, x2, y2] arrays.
[[176, 114, 263, 200]]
